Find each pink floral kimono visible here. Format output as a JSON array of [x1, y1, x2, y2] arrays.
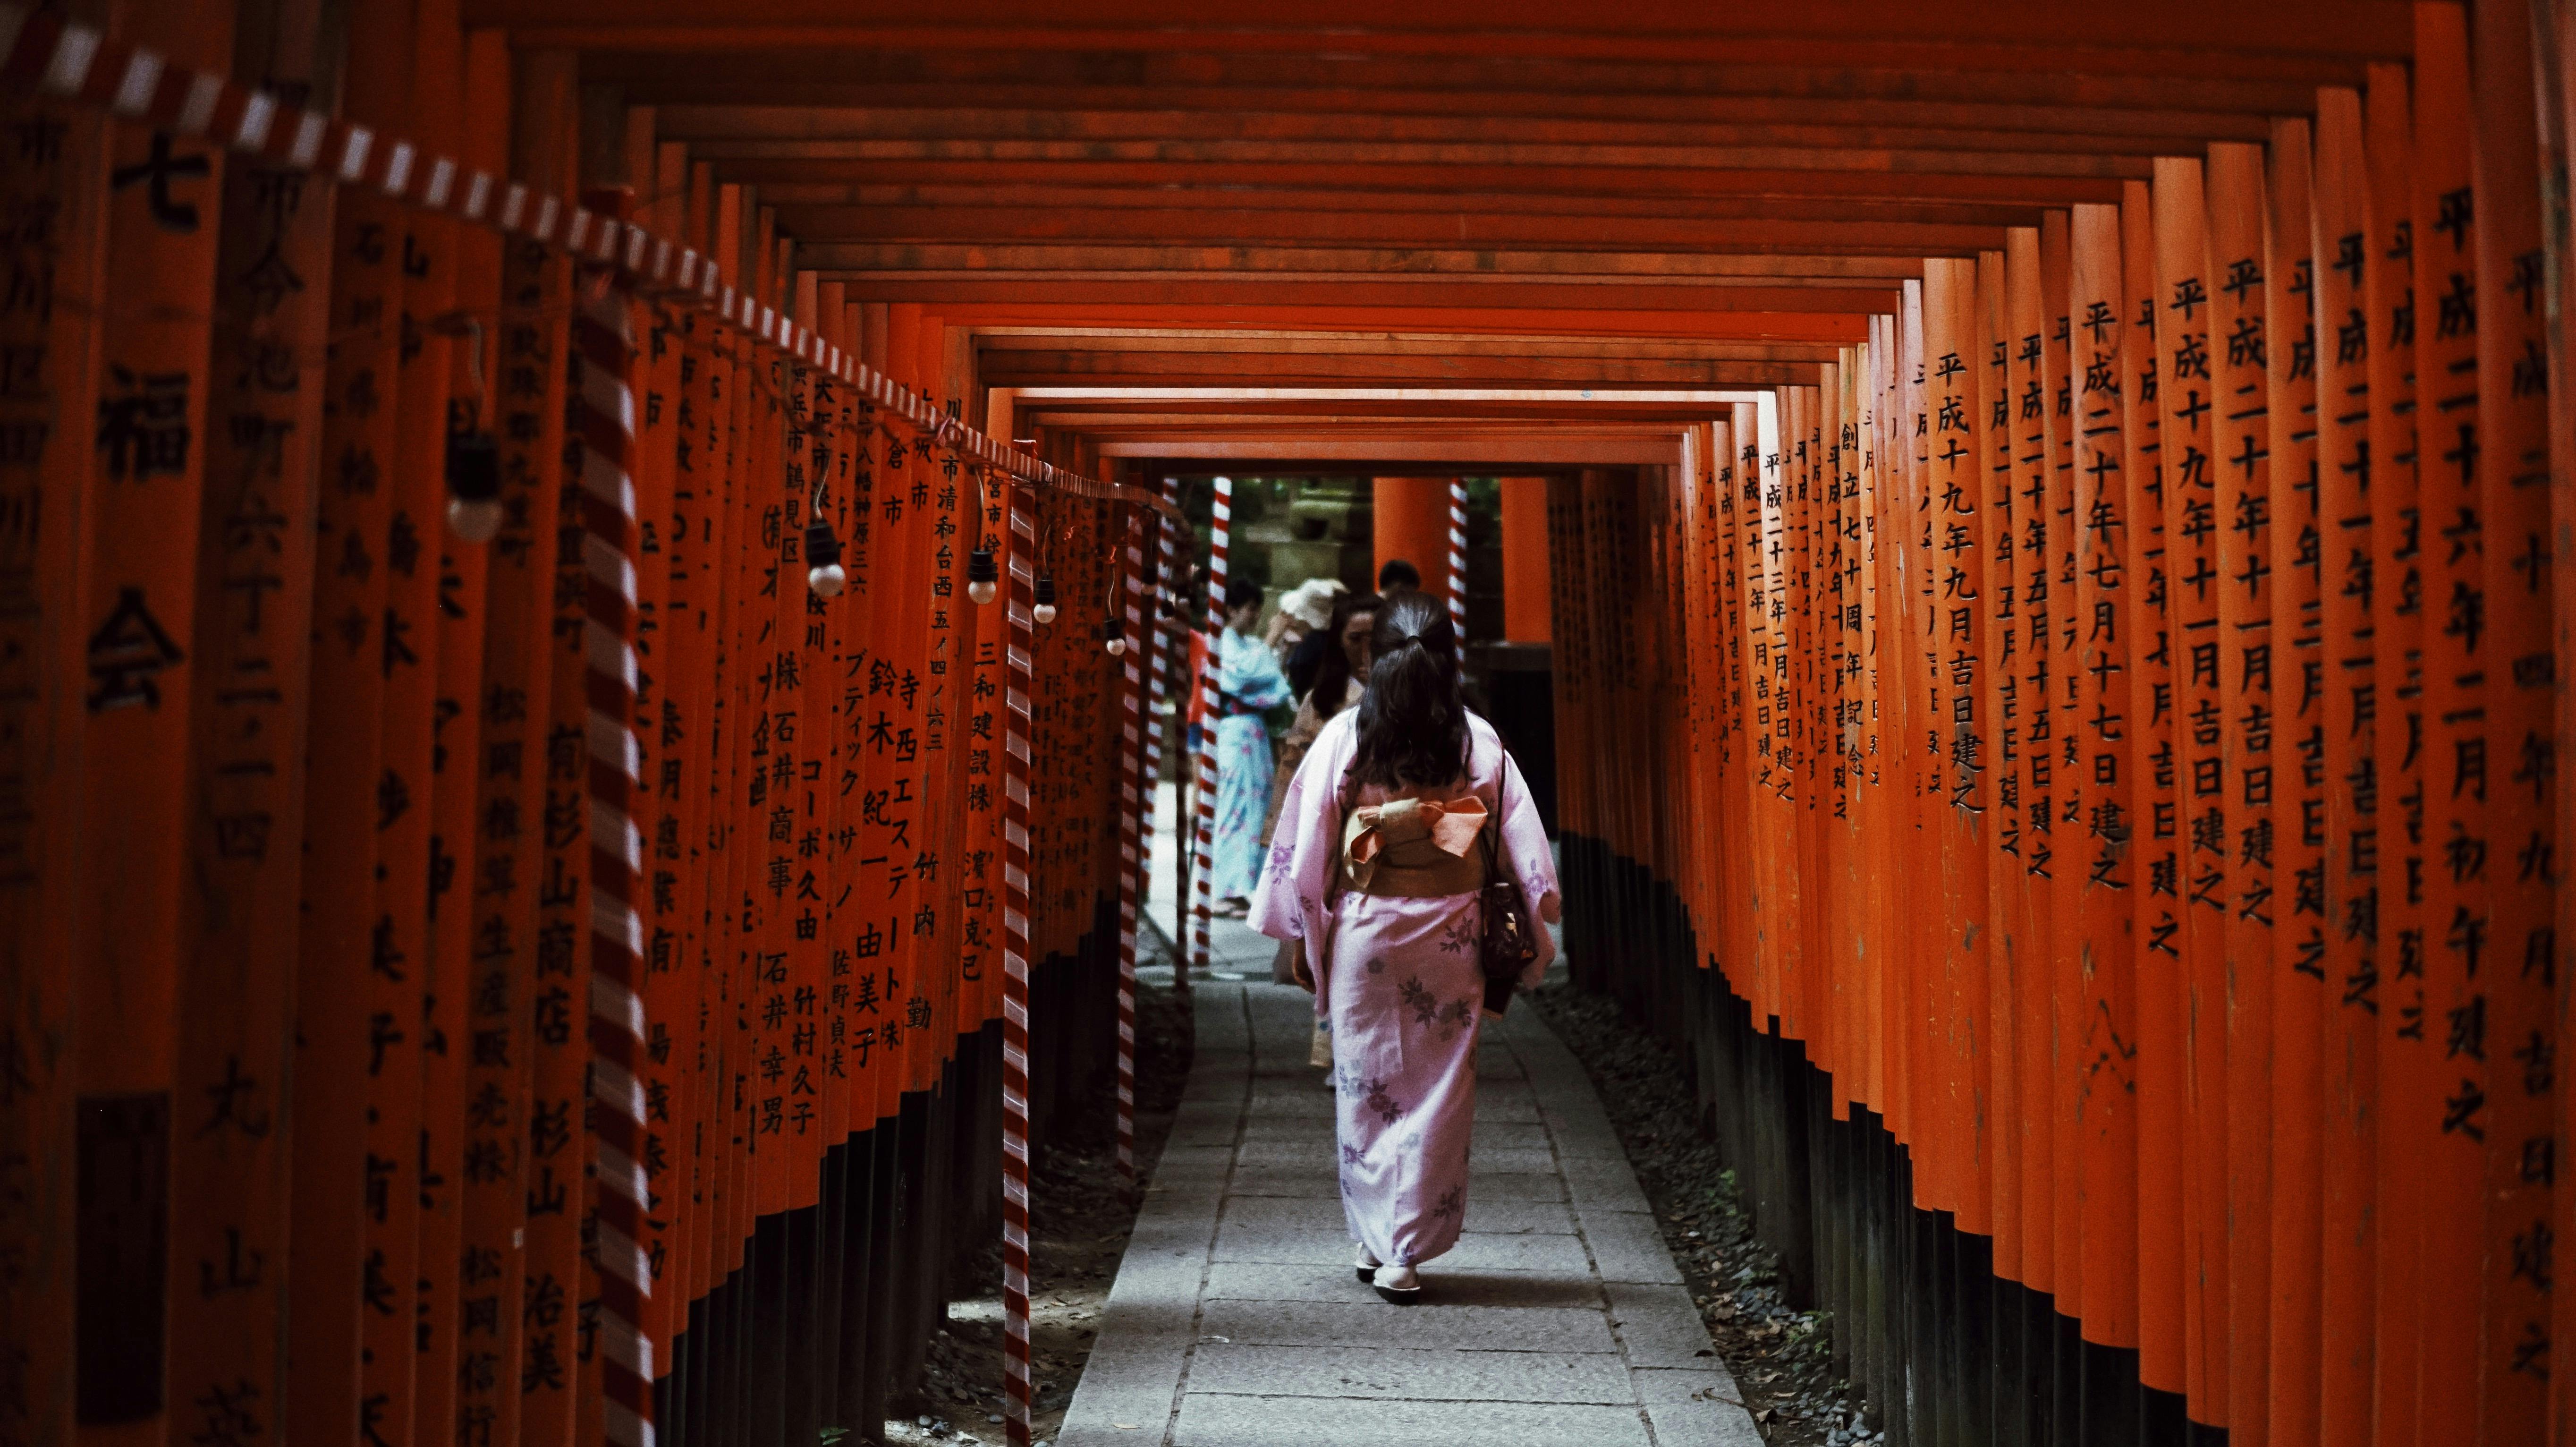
[[1249, 710, 1560, 1268]]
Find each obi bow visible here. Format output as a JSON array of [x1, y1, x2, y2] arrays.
[[1343, 794, 1489, 894]]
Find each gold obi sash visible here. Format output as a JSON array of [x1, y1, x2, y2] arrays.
[[1340, 795, 1489, 898]]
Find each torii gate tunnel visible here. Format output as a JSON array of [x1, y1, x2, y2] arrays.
[[3, 3, 2576, 1447]]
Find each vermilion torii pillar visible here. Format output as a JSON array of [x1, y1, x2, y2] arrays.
[[1371, 475, 1454, 600], [1498, 477, 1553, 643]]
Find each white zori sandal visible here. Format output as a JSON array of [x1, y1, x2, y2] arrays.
[[1354, 1243, 1381, 1283], [1370, 1264, 1423, 1304]]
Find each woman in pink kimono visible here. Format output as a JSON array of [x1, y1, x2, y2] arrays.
[[1249, 592, 1560, 1302]]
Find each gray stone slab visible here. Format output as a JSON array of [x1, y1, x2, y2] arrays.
[[1214, 1223, 1597, 1276], [1116, 1217, 1221, 1272], [1558, 1156, 1653, 1212], [1213, 1164, 1571, 1201], [1538, 1112, 1628, 1160], [1200, 1261, 1609, 1311], [1504, 1072, 1593, 1105], [1232, 1116, 1332, 1145], [1633, 1370, 1767, 1447], [1193, 1297, 1620, 1353], [1219, 1192, 1573, 1237], [1497, 1006, 1591, 1068], [1216, 1195, 1346, 1233], [1059, 989, 1242, 1447], [1602, 1281, 1723, 1369], [1191, 985, 1253, 1053], [1053, 1350, 1189, 1447], [1144, 1157, 1237, 1196], [1209, 1164, 1343, 1198], [1578, 1209, 1686, 1285], [1463, 1146, 1559, 1174], [1246, 1048, 1322, 1074], [1138, 1152, 1235, 1190], [1243, 1091, 1339, 1118], [1472, 1090, 1544, 1121], [1171, 1395, 1651, 1447], [1631, 1365, 1747, 1409], [1460, 1197, 1577, 1234], [1233, 1139, 1558, 1175], [1186, 1343, 1634, 1404], [1523, 1084, 1627, 1159], [1468, 1118, 1554, 1152], [1241, 1087, 1540, 1123], [1468, 1170, 1572, 1202], [1229, 1138, 1340, 1166]]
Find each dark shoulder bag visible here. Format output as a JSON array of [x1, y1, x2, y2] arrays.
[[1475, 752, 1541, 1015]]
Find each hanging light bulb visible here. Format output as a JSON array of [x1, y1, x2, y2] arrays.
[[1103, 617, 1127, 656], [444, 429, 505, 544], [966, 547, 998, 605], [805, 521, 846, 598], [1033, 576, 1058, 626]]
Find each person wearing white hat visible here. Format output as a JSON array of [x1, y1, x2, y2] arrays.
[[1265, 575, 1346, 680]]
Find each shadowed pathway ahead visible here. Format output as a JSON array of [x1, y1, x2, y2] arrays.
[[1057, 981, 1764, 1447]]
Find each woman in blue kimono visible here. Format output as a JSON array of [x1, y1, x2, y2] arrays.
[[1209, 577, 1292, 914]]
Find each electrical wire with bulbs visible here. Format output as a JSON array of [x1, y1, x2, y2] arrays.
[[426, 253, 1180, 596], [434, 286, 1178, 656], [398, 194, 1185, 655]]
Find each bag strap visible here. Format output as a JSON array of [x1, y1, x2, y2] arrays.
[[1478, 739, 1512, 882]]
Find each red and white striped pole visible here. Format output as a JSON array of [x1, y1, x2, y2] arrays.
[[1447, 478, 1470, 669], [573, 217, 654, 1447], [1114, 506, 1148, 1192], [1154, 474, 1179, 978], [1155, 476, 1184, 968], [1190, 476, 1232, 988], [1000, 492, 1038, 1447]]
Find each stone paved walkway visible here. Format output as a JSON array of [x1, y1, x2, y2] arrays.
[[1057, 980, 1764, 1447], [1140, 780, 1278, 984]]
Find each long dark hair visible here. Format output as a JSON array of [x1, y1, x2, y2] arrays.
[[1308, 591, 1382, 722], [1344, 591, 1471, 791]]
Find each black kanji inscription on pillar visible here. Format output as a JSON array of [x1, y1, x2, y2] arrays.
[[86, 586, 186, 711]]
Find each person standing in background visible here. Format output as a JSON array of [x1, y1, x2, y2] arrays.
[[1287, 557, 1419, 698], [1266, 591, 1381, 845], [1208, 577, 1293, 916], [1270, 577, 1346, 693], [1266, 591, 1381, 998]]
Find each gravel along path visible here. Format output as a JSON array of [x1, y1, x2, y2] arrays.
[[872, 973, 1195, 1447], [1529, 980, 1881, 1447]]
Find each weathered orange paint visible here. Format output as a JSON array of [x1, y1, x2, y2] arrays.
[[2310, 82, 2381, 1447], [1371, 475, 1454, 603], [2205, 138, 2273, 1446], [2261, 108, 2325, 1447], [1498, 477, 1552, 643]]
